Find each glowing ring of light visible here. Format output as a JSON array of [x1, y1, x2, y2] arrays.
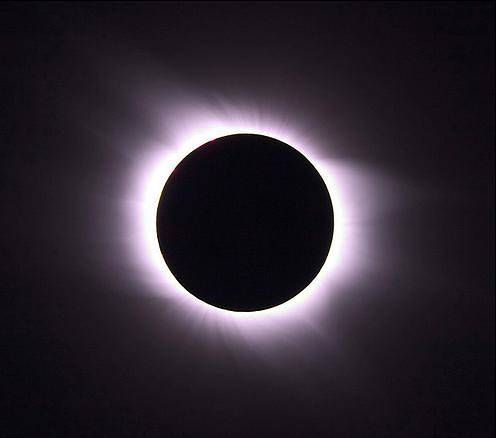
[[128, 115, 353, 337]]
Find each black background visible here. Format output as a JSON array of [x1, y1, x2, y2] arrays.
[[1, 2, 494, 437]]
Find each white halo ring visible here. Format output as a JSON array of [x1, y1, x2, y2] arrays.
[[125, 113, 359, 339]]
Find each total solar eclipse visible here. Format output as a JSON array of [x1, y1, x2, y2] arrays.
[[156, 134, 334, 311]]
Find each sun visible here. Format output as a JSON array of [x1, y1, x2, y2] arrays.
[[124, 109, 356, 340]]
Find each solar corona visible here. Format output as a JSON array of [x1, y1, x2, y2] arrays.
[[130, 114, 358, 335]]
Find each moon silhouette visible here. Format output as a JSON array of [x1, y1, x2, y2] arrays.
[[156, 134, 334, 311]]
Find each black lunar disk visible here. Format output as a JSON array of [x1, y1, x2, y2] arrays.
[[157, 134, 334, 311]]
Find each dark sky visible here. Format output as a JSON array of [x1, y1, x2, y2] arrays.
[[1, 2, 494, 437]]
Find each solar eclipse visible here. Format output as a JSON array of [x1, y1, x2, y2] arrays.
[[5, 5, 491, 437], [156, 134, 334, 312]]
